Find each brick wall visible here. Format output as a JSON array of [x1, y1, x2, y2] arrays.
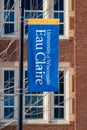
[[75, 0, 87, 130]]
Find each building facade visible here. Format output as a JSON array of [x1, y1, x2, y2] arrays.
[[0, 0, 87, 130]]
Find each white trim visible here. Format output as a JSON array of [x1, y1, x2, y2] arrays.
[[0, 0, 18, 38], [0, 65, 72, 124], [0, 0, 69, 39], [64, 0, 69, 39], [0, 68, 17, 122], [51, 68, 70, 123]]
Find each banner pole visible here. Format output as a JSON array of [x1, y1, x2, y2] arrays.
[[18, 0, 24, 130]]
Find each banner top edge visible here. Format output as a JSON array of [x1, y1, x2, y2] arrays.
[[28, 19, 60, 25]]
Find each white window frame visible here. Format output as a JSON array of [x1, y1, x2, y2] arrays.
[[50, 0, 69, 39], [0, 66, 71, 124], [0, 0, 18, 38], [23, 69, 48, 123], [0, 0, 69, 39], [0, 68, 18, 122], [51, 68, 70, 124]]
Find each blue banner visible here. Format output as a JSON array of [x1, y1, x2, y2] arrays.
[[28, 19, 59, 92]]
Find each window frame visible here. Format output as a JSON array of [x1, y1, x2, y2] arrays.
[[51, 68, 70, 123], [0, 68, 18, 122], [0, 66, 70, 124], [0, 0, 18, 38], [0, 0, 69, 39], [50, 0, 69, 39]]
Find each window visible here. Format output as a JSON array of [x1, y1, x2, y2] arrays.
[[4, 0, 14, 35], [4, 70, 15, 119], [1, 0, 17, 37], [1, 68, 70, 123], [1, 0, 68, 38], [24, 0, 43, 34], [24, 71, 43, 119], [53, 71, 64, 119], [53, 0, 64, 35]]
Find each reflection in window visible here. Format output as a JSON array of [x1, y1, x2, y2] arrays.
[[54, 71, 64, 119], [4, 0, 15, 35], [4, 70, 14, 119], [24, 71, 43, 119]]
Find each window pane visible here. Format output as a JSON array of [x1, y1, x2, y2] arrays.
[[59, 0, 64, 10], [4, 71, 9, 81], [32, 96, 37, 106], [54, 96, 64, 106], [4, 23, 14, 34], [25, 12, 30, 19], [25, 96, 31, 106], [54, 12, 58, 18], [59, 71, 64, 82], [25, 108, 43, 119], [54, 0, 58, 10], [59, 12, 64, 22], [38, 0, 43, 10], [31, 0, 38, 10], [4, 96, 14, 106], [4, 12, 14, 22], [4, 0, 14, 10], [25, 0, 30, 10], [38, 96, 43, 106], [4, 71, 14, 94], [38, 12, 43, 18], [59, 24, 64, 35], [54, 0, 64, 10], [4, 83, 14, 94], [54, 108, 64, 119], [10, 71, 14, 81], [59, 82, 64, 94], [37, 108, 43, 118], [4, 108, 14, 119], [54, 12, 64, 22]]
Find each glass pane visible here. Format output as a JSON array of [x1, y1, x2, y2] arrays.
[[4, 71, 9, 81], [25, 0, 30, 10], [54, 0, 64, 11], [4, 0, 14, 10], [4, 12, 14, 22], [38, 0, 43, 10], [59, 71, 64, 82], [25, 96, 31, 106], [38, 96, 43, 106], [25, 107, 43, 119], [4, 70, 14, 94], [59, 0, 64, 10], [25, 12, 30, 19], [4, 23, 14, 34], [59, 12, 64, 22], [4, 96, 14, 106], [54, 12, 59, 18], [37, 108, 43, 118], [4, 84, 14, 94], [54, 96, 64, 106], [32, 96, 37, 106], [31, 0, 38, 10], [4, 107, 14, 118], [10, 71, 14, 82], [25, 108, 37, 119], [54, 108, 64, 119], [32, 12, 38, 18], [59, 82, 64, 94], [59, 24, 64, 35], [54, 0, 58, 10], [38, 12, 43, 18]]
